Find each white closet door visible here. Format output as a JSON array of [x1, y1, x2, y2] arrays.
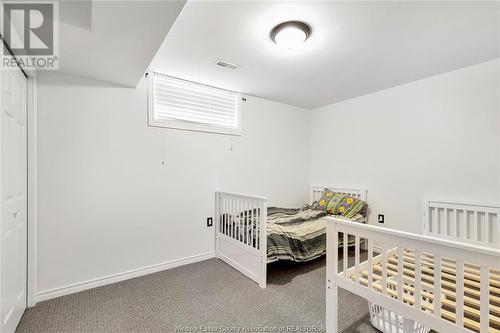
[[1, 66, 28, 333]]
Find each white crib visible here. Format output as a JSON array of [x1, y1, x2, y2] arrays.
[[326, 200, 500, 333], [215, 186, 367, 289], [215, 191, 268, 288]]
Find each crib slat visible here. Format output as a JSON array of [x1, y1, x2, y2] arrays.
[[443, 209, 448, 236], [224, 198, 232, 236], [257, 204, 261, 250], [480, 266, 489, 333], [232, 198, 236, 239], [397, 247, 404, 303], [225, 197, 229, 236], [227, 197, 230, 237], [472, 211, 478, 242], [250, 201, 254, 246], [221, 197, 225, 235], [457, 260, 465, 328], [415, 251, 422, 310], [343, 233, 348, 278], [382, 245, 387, 296], [434, 254, 441, 319], [255, 202, 259, 246], [229, 197, 232, 236], [368, 240, 373, 289], [452, 209, 458, 238], [239, 200, 243, 242], [427, 206, 432, 233], [243, 200, 250, 245], [456, 209, 463, 239], [237, 199, 241, 241], [241, 200, 244, 243], [235, 199, 239, 240], [253, 202, 257, 248], [233, 198, 237, 240], [242, 200, 246, 243], [483, 213, 489, 245], [225, 196, 229, 235], [253, 202, 257, 247], [238, 200, 243, 243], [494, 212, 499, 245], [238, 199, 241, 241], [254, 203, 258, 249], [432, 207, 437, 234], [244, 200, 247, 243], [355, 236, 360, 283], [460, 210, 467, 240], [227, 198, 230, 235], [221, 197, 224, 235], [221, 194, 224, 234], [449, 209, 456, 238], [439, 208, 445, 235], [254, 202, 258, 248], [234, 199, 237, 240], [261, 203, 265, 249], [244, 201, 248, 244], [229, 198, 233, 238]]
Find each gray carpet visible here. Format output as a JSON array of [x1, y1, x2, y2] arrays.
[[16, 251, 377, 333]]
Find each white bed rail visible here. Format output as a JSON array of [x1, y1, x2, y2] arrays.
[[215, 191, 267, 288], [326, 217, 500, 333], [423, 199, 500, 248]]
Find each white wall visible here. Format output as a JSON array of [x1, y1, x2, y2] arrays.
[[37, 58, 500, 295], [310, 59, 500, 233], [36, 72, 310, 294]]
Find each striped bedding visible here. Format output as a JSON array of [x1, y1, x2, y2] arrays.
[[266, 206, 365, 262], [225, 206, 365, 263]]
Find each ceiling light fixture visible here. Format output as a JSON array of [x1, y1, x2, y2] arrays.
[[270, 21, 311, 50]]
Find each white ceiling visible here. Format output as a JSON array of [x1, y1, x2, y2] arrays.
[[150, 1, 500, 109], [57, 0, 186, 87]]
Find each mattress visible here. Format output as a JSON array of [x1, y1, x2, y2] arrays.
[[266, 206, 365, 262]]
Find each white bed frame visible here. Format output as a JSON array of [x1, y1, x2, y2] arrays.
[[423, 199, 500, 248], [326, 200, 500, 333], [215, 185, 367, 289]]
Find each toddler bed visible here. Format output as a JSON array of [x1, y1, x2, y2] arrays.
[[215, 186, 367, 288], [326, 200, 500, 333]]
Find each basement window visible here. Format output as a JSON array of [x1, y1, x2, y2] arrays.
[[147, 72, 242, 135]]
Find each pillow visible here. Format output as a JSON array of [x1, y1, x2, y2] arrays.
[[313, 189, 336, 210], [315, 188, 367, 219]]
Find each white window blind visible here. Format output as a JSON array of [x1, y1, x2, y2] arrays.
[[148, 72, 242, 135]]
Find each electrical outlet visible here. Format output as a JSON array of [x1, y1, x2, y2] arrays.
[[207, 217, 213, 227], [378, 214, 384, 224]]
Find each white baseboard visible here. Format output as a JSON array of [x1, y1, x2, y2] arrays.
[[35, 251, 215, 304]]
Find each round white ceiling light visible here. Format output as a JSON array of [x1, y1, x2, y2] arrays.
[[270, 21, 311, 50]]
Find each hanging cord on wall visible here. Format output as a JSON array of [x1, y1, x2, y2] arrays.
[[161, 132, 167, 166]]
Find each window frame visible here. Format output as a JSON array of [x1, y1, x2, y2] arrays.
[[147, 72, 243, 136]]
